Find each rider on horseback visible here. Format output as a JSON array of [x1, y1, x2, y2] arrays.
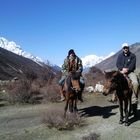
[[116, 43, 139, 118], [58, 49, 85, 102]]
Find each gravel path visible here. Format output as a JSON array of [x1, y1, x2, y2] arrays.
[[0, 93, 140, 140]]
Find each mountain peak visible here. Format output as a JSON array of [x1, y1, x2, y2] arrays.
[[81, 52, 115, 68], [0, 37, 43, 65]]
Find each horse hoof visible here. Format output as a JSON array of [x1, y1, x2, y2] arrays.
[[125, 122, 129, 126], [119, 120, 123, 124]]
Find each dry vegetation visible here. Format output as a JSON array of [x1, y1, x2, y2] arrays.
[[82, 132, 100, 140], [42, 107, 85, 130], [3, 70, 60, 104], [84, 66, 105, 87]]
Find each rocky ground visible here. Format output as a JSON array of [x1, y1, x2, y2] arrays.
[[0, 93, 140, 140]]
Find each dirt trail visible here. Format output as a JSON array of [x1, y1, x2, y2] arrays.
[[0, 93, 140, 140]]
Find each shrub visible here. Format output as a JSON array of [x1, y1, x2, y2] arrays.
[[5, 70, 61, 104], [24, 70, 38, 81], [42, 108, 85, 130], [82, 132, 100, 140], [6, 79, 32, 104], [41, 84, 60, 103], [6, 79, 42, 104]]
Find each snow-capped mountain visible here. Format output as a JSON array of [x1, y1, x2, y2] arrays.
[[0, 37, 114, 69], [81, 52, 115, 68], [0, 37, 43, 66]]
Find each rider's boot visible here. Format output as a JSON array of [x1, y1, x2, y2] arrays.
[[78, 92, 83, 102], [59, 86, 65, 102]]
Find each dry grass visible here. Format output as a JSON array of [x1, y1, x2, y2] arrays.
[[41, 84, 60, 103], [4, 70, 60, 104], [82, 132, 100, 140], [6, 79, 32, 104], [42, 107, 85, 130]]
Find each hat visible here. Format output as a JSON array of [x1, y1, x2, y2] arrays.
[[122, 43, 129, 48], [68, 49, 75, 56]]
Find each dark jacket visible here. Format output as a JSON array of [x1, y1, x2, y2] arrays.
[[61, 55, 83, 76], [116, 51, 136, 73]]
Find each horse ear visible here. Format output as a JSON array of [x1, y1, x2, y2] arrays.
[[103, 69, 112, 74], [103, 70, 113, 79], [112, 71, 118, 77]]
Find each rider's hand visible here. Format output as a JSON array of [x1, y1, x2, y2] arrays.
[[68, 71, 75, 75], [120, 68, 129, 74]]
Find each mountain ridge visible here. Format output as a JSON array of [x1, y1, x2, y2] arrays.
[[0, 37, 114, 69], [95, 42, 140, 72], [0, 37, 44, 66], [0, 47, 55, 80]]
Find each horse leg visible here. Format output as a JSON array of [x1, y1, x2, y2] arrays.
[[128, 96, 132, 116], [69, 99, 73, 113], [78, 83, 85, 102], [119, 99, 124, 124], [64, 99, 69, 117], [124, 99, 129, 126], [74, 99, 78, 113]]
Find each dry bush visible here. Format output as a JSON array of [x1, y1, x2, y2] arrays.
[[6, 79, 31, 103], [5, 77, 60, 104], [82, 133, 100, 140], [24, 70, 38, 81], [41, 83, 60, 103], [42, 108, 85, 130], [85, 66, 105, 87], [4, 69, 61, 104], [6, 79, 42, 104]]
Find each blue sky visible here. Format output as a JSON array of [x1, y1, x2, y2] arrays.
[[0, 0, 140, 66]]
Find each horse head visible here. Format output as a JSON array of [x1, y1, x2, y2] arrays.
[[103, 70, 131, 95], [69, 71, 81, 93], [102, 70, 119, 96]]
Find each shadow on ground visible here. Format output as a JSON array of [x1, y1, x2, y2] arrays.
[[129, 109, 140, 125], [0, 103, 5, 107], [79, 105, 119, 119]]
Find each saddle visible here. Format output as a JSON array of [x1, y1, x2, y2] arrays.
[[123, 74, 133, 89]]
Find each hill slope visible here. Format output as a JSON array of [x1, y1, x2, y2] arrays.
[[0, 47, 55, 80]]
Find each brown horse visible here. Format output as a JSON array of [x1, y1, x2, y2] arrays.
[[103, 70, 133, 126], [63, 71, 81, 117]]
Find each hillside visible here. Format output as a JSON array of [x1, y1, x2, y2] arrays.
[[0, 47, 56, 80], [84, 66, 105, 87], [95, 43, 140, 72]]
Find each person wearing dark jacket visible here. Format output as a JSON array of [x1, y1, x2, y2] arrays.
[[58, 49, 85, 102], [116, 43, 139, 118]]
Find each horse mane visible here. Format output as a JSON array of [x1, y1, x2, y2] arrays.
[[70, 71, 81, 80], [109, 70, 130, 90], [104, 70, 118, 79], [64, 71, 81, 92]]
